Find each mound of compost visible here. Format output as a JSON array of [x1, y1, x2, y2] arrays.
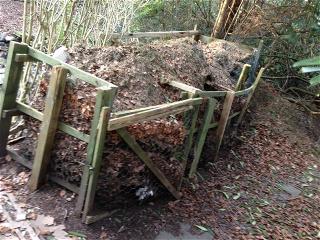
[[12, 38, 254, 208]]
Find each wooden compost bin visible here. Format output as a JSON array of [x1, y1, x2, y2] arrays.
[[0, 35, 264, 224]]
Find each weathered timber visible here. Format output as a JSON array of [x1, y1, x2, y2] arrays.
[[27, 47, 116, 88], [213, 91, 235, 161], [235, 64, 251, 91], [111, 30, 200, 39], [16, 101, 90, 143], [179, 93, 201, 189], [189, 98, 218, 177], [82, 107, 110, 221], [117, 128, 181, 199], [76, 87, 117, 215], [29, 66, 68, 191], [15, 54, 38, 63], [0, 42, 28, 158], [236, 68, 265, 126], [162, 80, 202, 94], [7, 149, 79, 193], [85, 210, 118, 225], [108, 98, 202, 131], [198, 91, 227, 97]]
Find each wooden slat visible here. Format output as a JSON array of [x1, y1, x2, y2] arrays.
[[111, 30, 200, 39], [15, 54, 38, 63], [27, 47, 117, 88], [82, 107, 110, 221], [235, 64, 251, 91], [236, 68, 265, 127], [16, 102, 90, 143], [7, 149, 79, 193], [76, 87, 117, 215], [0, 42, 28, 158], [189, 98, 218, 177], [198, 91, 227, 97], [108, 98, 202, 131], [213, 91, 235, 161], [29, 66, 68, 191], [163, 80, 202, 94], [117, 128, 181, 199], [179, 94, 201, 189]]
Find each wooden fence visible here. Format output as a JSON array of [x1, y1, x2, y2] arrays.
[[0, 38, 264, 224]]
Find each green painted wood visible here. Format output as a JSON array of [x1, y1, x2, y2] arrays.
[[213, 91, 235, 161], [179, 95, 200, 189], [16, 101, 90, 143], [235, 64, 251, 91], [76, 87, 117, 215], [29, 66, 68, 191], [82, 107, 110, 221], [0, 42, 28, 158], [236, 68, 265, 127], [189, 98, 218, 177], [117, 128, 181, 199], [108, 98, 202, 131], [27, 47, 116, 88]]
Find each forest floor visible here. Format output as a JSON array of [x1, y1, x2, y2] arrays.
[[0, 83, 319, 240], [1, 1, 320, 239]]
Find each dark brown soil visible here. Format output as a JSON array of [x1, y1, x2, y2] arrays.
[[0, 0, 23, 33]]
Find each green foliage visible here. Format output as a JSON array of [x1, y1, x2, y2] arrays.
[[294, 56, 320, 86], [133, 0, 219, 34]]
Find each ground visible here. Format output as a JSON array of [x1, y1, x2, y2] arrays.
[[1, 1, 320, 240], [1, 82, 319, 239]]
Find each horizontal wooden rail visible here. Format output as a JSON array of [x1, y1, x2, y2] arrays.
[[27, 47, 116, 88], [162, 80, 202, 94], [16, 101, 90, 143], [108, 98, 203, 131], [7, 148, 79, 193], [111, 30, 200, 39]]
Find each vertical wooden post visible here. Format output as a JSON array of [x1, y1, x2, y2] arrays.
[[236, 68, 265, 127], [179, 93, 200, 189], [0, 42, 28, 158], [213, 91, 235, 161], [235, 64, 251, 91], [82, 107, 110, 221], [76, 86, 117, 215], [29, 66, 68, 191], [189, 98, 217, 177]]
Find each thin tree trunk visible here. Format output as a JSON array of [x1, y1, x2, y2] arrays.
[[212, 0, 242, 39]]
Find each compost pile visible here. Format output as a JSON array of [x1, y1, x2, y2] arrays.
[[12, 38, 253, 208]]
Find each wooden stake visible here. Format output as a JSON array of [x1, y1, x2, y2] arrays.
[[213, 91, 235, 161], [76, 87, 117, 215], [0, 42, 28, 158], [189, 98, 218, 177], [235, 64, 251, 91], [82, 107, 110, 221], [236, 68, 265, 127], [29, 66, 68, 191], [117, 128, 181, 200]]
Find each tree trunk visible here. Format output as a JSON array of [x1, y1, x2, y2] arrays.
[[212, 0, 243, 39]]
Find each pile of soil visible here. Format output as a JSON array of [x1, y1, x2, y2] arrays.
[[13, 38, 254, 208]]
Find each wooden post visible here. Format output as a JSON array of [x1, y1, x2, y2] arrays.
[[0, 42, 28, 158], [213, 91, 235, 161], [235, 64, 251, 91], [76, 86, 117, 215], [82, 107, 110, 221], [29, 66, 68, 191], [189, 98, 218, 177], [178, 93, 201, 189], [236, 68, 265, 127], [117, 128, 181, 199]]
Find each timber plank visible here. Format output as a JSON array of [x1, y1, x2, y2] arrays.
[[189, 98, 217, 177], [213, 91, 235, 161], [29, 66, 68, 191], [82, 107, 110, 221], [235, 64, 251, 91], [76, 87, 117, 215], [0, 42, 28, 158], [117, 128, 181, 199]]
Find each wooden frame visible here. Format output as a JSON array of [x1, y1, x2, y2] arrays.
[[0, 39, 264, 224]]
